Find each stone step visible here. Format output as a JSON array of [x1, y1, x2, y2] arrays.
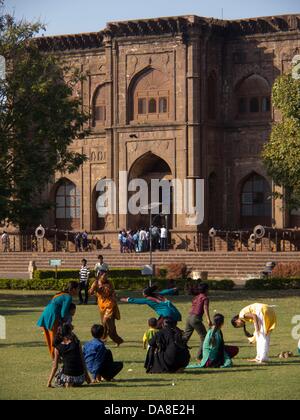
[[1, 251, 299, 283]]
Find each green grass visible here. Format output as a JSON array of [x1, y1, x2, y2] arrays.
[[0, 289, 300, 400]]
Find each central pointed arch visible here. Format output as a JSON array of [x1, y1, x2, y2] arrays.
[[127, 153, 173, 231]]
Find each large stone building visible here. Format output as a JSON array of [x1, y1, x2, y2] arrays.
[[37, 14, 300, 248]]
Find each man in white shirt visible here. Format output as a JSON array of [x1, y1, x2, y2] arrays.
[[1, 231, 9, 252], [94, 254, 109, 278], [139, 228, 147, 252], [160, 226, 168, 251]]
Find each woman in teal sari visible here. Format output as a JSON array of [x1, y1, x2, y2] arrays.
[[187, 314, 239, 368], [37, 281, 79, 359]]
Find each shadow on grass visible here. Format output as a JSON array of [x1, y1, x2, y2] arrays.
[[0, 341, 44, 348], [1, 289, 300, 312], [119, 289, 300, 303], [85, 377, 172, 388], [183, 367, 267, 375], [122, 361, 145, 364], [268, 359, 300, 366], [0, 309, 42, 316], [0, 293, 53, 310]]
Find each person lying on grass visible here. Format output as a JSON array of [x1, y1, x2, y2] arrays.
[[47, 324, 91, 388], [231, 303, 277, 364], [186, 313, 239, 369], [120, 284, 182, 328], [83, 324, 124, 383]]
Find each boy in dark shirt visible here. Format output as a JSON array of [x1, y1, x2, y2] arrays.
[[183, 283, 212, 361]]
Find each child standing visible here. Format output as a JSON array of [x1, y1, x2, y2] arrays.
[[143, 318, 159, 349], [79, 259, 90, 305]]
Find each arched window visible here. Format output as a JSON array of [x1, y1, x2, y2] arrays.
[[207, 72, 217, 119], [92, 85, 108, 127], [240, 173, 272, 227], [55, 180, 80, 230], [149, 98, 157, 113], [130, 68, 171, 122], [250, 97, 260, 113], [159, 97, 168, 113], [235, 75, 271, 119]]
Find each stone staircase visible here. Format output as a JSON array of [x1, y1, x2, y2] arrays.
[[0, 251, 300, 284]]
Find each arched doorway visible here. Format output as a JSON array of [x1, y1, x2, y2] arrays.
[[91, 180, 106, 231], [208, 172, 221, 228], [127, 153, 173, 231], [240, 173, 272, 228]]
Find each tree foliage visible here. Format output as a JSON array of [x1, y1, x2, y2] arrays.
[[0, 2, 89, 229], [262, 72, 300, 210]]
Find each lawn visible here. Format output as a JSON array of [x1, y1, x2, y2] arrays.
[[0, 289, 299, 400]]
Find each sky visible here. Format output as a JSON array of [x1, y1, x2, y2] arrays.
[[4, 0, 300, 36]]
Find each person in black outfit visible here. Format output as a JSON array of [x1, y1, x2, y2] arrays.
[[145, 317, 190, 374], [47, 324, 91, 388]]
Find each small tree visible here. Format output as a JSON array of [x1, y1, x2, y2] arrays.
[[262, 72, 300, 210], [0, 2, 89, 229]]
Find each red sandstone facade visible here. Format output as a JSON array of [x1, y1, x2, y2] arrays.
[[36, 14, 300, 248]]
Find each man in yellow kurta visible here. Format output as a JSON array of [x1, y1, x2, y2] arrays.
[[232, 303, 276, 363]]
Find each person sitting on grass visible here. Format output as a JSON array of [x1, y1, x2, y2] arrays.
[[83, 324, 124, 382], [143, 318, 159, 349], [145, 317, 190, 374], [47, 324, 91, 388], [187, 313, 239, 369], [231, 303, 276, 364]]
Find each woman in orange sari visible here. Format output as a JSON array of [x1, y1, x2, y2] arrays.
[[89, 271, 124, 346], [37, 281, 79, 359]]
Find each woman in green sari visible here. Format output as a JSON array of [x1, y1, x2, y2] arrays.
[[187, 314, 239, 369]]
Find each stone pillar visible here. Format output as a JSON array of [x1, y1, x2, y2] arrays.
[[184, 31, 202, 240], [103, 33, 116, 233], [186, 32, 201, 179]]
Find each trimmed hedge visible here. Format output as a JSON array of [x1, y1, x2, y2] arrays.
[[34, 268, 143, 280], [245, 277, 300, 290], [0, 278, 75, 291], [0, 277, 236, 291]]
